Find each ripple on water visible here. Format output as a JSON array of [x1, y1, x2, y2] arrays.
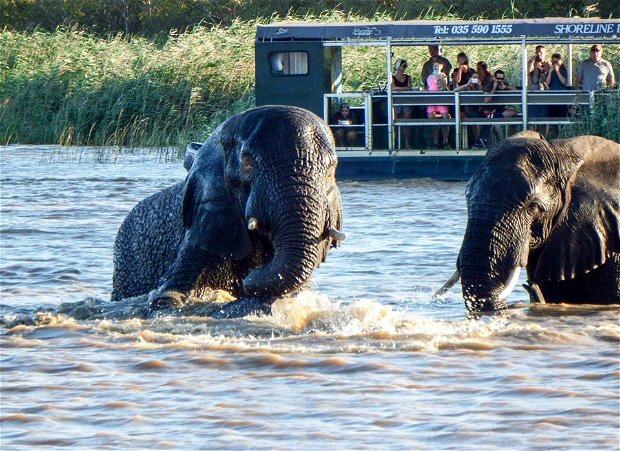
[[133, 360, 172, 371], [1, 152, 619, 449]]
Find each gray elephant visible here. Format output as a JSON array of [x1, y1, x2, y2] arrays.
[[112, 106, 344, 317], [439, 131, 619, 312]]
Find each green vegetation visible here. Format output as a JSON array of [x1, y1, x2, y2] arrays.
[[1, 8, 619, 147], [562, 91, 620, 141], [3, 0, 617, 37], [0, 20, 257, 147]]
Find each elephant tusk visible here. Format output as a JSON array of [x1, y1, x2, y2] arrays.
[[433, 269, 460, 299], [499, 266, 521, 300], [329, 228, 346, 242], [247, 217, 258, 231], [522, 281, 546, 304]]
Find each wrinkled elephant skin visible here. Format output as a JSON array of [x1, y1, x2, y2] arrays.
[[456, 132, 620, 312], [112, 106, 344, 317]]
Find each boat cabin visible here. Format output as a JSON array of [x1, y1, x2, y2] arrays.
[[255, 18, 619, 179]]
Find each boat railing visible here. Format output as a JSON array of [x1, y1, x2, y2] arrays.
[[325, 89, 598, 151]]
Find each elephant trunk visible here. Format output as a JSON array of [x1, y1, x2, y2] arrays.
[[457, 209, 526, 312], [242, 186, 328, 297], [242, 231, 319, 296]]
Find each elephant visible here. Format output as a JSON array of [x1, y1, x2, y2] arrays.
[[438, 131, 619, 312], [111, 105, 345, 317]]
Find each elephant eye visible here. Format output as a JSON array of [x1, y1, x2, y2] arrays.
[[240, 154, 254, 182], [526, 200, 546, 215]]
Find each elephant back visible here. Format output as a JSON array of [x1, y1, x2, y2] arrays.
[[112, 182, 185, 301]]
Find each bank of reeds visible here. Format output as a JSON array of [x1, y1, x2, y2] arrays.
[[561, 90, 620, 141], [1, 11, 619, 148], [0, 20, 257, 148]]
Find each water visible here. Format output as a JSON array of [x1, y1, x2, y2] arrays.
[[1, 146, 618, 449]]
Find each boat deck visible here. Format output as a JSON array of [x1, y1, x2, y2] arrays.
[[336, 149, 486, 181]]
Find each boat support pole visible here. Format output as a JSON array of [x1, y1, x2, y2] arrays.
[[386, 37, 394, 153], [521, 37, 528, 132]]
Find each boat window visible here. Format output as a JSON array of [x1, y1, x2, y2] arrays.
[[269, 52, 308, 75]]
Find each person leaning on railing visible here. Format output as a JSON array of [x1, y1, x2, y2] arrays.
[[486, 69, 519, 119], [527, 45, 551, 135], [454, 72, 487, 148], [454, 61, 495, 148]]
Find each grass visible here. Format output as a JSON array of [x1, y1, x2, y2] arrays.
[[1, 11, 619, 149], [0, 20, 257, 148], [559, 90, 620, 141]]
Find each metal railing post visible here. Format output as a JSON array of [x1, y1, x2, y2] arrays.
[[386, 38, 394, 152], [455, 92, 461, 150], [365, 93, 372, 150], [521, 37, 528, 131]]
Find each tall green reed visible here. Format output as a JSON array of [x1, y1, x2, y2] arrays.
[[0, 22, 256, 148], [561, 91, 620, 141]]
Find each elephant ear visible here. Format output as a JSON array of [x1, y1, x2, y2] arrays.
[[182, 132, 253, 260], [533, 138, 620, 281]]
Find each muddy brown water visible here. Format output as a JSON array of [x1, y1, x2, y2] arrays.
[[1, 146, 618, 449]]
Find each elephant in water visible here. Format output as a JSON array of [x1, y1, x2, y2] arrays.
[[438, 131, 619, 312], [112, 106, 344, 317]]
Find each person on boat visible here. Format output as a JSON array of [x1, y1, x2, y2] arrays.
[[426, 57, 452, 149], [452, 52, 477, 146], [527, 45, 550, 135], [422, 45, 452, 89], [527, 45, 551, 90], [479, 69, 520, 141], [392, 58, 413, 148], [486, 69, 518, 119], [545, 53, 569, 138], [476, 61, 495, 94], [454, 62, 494, 148], [452, 52, 476, 88], [545, 53, 569, 92], [333, 102, 358, 147], [575, 44, 615, 91]]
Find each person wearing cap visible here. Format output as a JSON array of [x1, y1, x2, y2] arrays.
[[576, 44, 615, 91], [392, 58, 413, 148], [422, 45, 452, 89], [332, 102, 358, 147]]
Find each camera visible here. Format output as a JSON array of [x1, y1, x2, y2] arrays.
[[534, 55, 542, 62]]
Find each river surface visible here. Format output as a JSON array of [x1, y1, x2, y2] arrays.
[[1, 146, 618, 450]]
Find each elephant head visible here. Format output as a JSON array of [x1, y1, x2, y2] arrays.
[[457, 132, 620, 312], [151, 105, 343, 307]]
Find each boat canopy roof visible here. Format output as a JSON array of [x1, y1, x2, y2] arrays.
[[256, 18, 620, 44]]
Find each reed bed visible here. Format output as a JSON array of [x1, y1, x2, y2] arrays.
[[1, 11, 619, 148], [0, 20, 257, 148]]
